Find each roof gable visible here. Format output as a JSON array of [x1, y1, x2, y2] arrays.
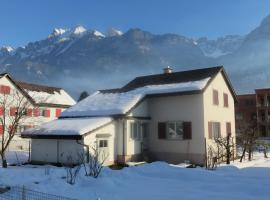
[[0, 73, 76, 107]]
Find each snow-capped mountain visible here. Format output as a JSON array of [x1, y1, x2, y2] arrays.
[[1, 14, 270, 97]]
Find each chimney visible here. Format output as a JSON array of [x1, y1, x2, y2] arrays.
[[163, 66, 173, 74]]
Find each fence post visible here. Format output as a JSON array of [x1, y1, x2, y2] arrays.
[[22, 185, 26, 200]]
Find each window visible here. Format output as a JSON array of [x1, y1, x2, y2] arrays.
[[208, 122, 221, 139], [223, 93, 228, 107], [213, 90, 219, 105], [235, 112, 243, 120], [158, 121, 192, 140], [130, 122, 141, 140], [167, 121, 183, 140], [0, 85, 10, 94], [99, 140, 108, 148]]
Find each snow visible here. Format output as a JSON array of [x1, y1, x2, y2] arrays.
[[49, 28, 67, 37], [61, 78, 210, 117], [72, 26, 87, 35], [22, 117, 112, 136], [93, 30, 105, 37], [1, 151, 29, 165], [107, 28, 123, 37], [0, 153, 270, 200], [26, 89, 76, 106]]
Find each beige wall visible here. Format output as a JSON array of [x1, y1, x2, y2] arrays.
[[203, 72, 236, 150], [83, 121, 118, 165]]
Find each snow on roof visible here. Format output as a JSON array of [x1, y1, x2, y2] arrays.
[[61, 77, 210, 117], [22, 117, 112, 136], [26, 89, 76, 106], [15, 81, 76, 106]]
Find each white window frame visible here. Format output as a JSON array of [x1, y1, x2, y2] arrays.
[[211, 122, 221, 139], [130, 121, 148, 141], [166, 121, 183, 140]]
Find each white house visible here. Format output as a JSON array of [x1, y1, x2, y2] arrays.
[[22, 66, 237, 166], [0, 73, 76, 151]]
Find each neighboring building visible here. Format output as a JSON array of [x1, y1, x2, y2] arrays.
[[255, 88, 270, 137], [22, 66, 237, 166], [235, 94, 256, 135], [0, 73, 76, 150], [235, 89, 270, 137]]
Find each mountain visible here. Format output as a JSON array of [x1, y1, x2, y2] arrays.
[[1, 14, 270, 97]]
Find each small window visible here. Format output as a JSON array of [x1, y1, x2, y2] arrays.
[[167, 121, 183, 140], [213, 90, 219, 105], [130, 122, 141, 140], [99, 140, 108, 148]]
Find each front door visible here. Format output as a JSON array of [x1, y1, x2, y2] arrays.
[[97, 139, 109, 163]]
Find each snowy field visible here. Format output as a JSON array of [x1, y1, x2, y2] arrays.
[[0, 152, 269, 200]]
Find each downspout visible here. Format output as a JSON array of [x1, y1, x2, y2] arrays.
[[122, 119, 126, 163], [76, 139, 89, 163]]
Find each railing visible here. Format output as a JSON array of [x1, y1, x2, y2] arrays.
[[0, 186, 76, 200]]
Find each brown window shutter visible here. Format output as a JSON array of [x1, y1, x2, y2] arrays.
[[213, 90, 219, 105], [208, 122, 213, 139], [158, 122, 166, 139], [224, 93, 228, 107], [226, 122, 231, 136], [183, 122, 192, 140]]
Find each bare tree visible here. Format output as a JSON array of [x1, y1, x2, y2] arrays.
[[237, 120, 259, 162], [0, 90, 34, 168], [79, 143, 108, 178], [215, 133, 235, 164], [206, 145, 217, 170], [64, 155, 81, 185]]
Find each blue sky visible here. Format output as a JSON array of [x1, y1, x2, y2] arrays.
[[1, 0, 270, 47]]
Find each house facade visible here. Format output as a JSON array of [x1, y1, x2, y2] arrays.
[[0, 73, 76, 151], [22, 66, 236, 166]]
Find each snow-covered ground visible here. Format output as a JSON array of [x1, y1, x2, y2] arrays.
[[0, 152, 270, 200]]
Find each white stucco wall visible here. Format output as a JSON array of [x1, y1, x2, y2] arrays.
[[147, 94, 205, 157]]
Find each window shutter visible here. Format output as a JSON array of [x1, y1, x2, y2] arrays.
[[0, 107, 4, 116], [183, 122, 192, 140], [0, 125, 4, 135], [208, 122, 213, 139], [27, 108, 33, 117], [10, 107, 17, 116], [33, 108, 40, 117], [0, 85, 10, 94], [224, 93, 228, 107], [45, 109, 50, 118], [213, 90, 219, 105], [218, 122, 221, 138], [226, 122, 231, 136], [55, 108, 61, 117], [158, 122, 166, 139]]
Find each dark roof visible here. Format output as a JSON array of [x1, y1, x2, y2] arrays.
[[101, 66, 237, 102], [122, 66, 223, 92], [15, 81, 62, 94]]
